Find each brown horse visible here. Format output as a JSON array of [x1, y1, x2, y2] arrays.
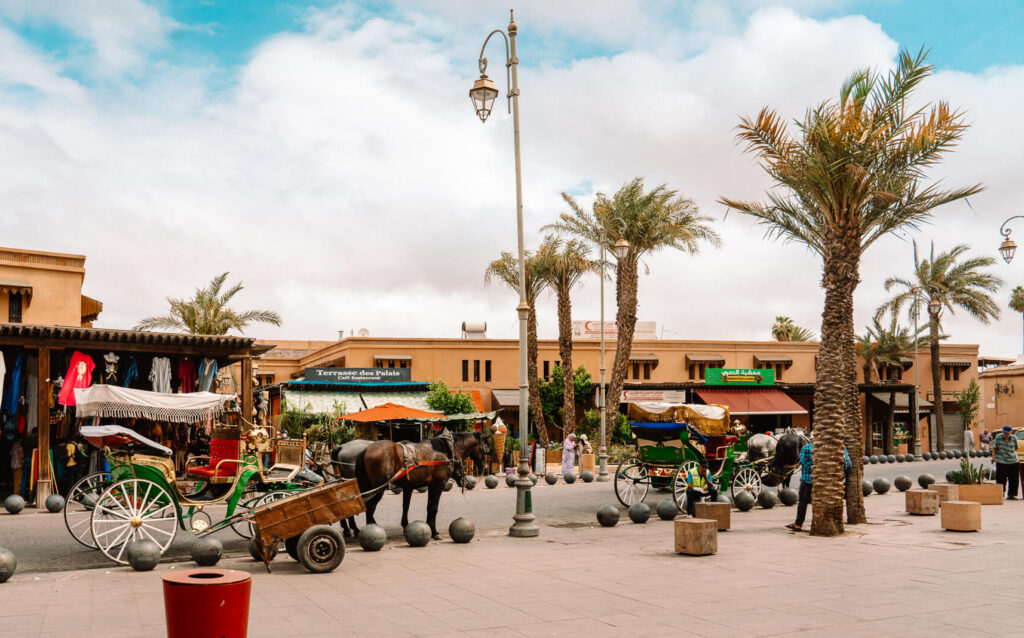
[[356, 432, 485, 539]]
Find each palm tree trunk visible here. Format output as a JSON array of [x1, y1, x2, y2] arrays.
[[929, 314, 943, 452], [842, 296, 865, 525], [884, 392, 895, 455], [526, 304, 549, 446], [556, 284, 575, 435], [603, 260, 639, 441]]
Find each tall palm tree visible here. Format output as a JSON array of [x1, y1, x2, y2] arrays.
[[535, 236, 599, 436], [135, 272, 282, 335], [720, 49, 981, 536], [771, 316, 815, 342], [548, 179, 719, 445], [485, 251, 552, 445], [878, 242, 1002, 452], [1009, 286, 1024, 355]]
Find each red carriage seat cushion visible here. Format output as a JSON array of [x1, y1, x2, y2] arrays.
[[704, 435, 739, 459], [187, 438, 240, 478]]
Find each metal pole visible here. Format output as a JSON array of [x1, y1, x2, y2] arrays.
[[598, 242, 609, 481], [913, 290, 922, 459], [506, 10, 537, 538]]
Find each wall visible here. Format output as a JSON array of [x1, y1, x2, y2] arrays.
[[0, 247, 90, 326], [980, 363, 1024, 439]]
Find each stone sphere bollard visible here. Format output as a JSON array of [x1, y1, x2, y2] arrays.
[[563, 471, 577, 484], [778, 487, 798, 506], [734, 490, 756, 511], [757, 489, 778, 509], [628, 502, 651, 524], [954, 450, 963, 459], [191, 537, 222, 567], [505, 474, 517, 487], [895, 454, 905, 463], [862, 455, 870, 465], [869, 455, 879, 464], [894, 475, 913, 492], [464, 476, 477, 490], [872, 478, 891, 495], [862, 479, 873, 497], [3, 495, 25, 515], [404, 521, 432, 547], [127, 539, 161, 571], [444, 479, 455, 492], [484, 475, 499, 489], [449, 517, 476, 543], [581, 470, 595, 483], [596, 504, 620, 527], [527, 473, 538, 486], [545, 472, 558, 485], [878, 455, 888, 464], [359, 524, 387, 551], [922, 452, 932, 461], [918, 473, 936, 488], [656, 499, 677, 520], [0, 547, 15, 583], [945, 470, 956, 483], [45, 494, 65, 513], [886, 455, 896, 463], [904, 454, 914, 463]]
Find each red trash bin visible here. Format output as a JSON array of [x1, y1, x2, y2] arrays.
[[162, 569, 252, 638]]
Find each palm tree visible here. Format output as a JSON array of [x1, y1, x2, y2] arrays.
[[1009, 286, 1024, 356], [878, 242, 1002, 452], [535, 236, 599, 436], [135, 272, 282, 335], [771, 316, 815, 342], [484, 251, 552, 445], [720, 49, 981, 536], [548, 179, 719, 445]]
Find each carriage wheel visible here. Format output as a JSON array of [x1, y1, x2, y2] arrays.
[[297, 525, 345, 574], [91, 478, 178, 565], [671, 461, 701, 513], [613, 458, 650, 507], [731, 467, 762, 500], [64, 472, 112, 549], [231, 490, 289, 539]]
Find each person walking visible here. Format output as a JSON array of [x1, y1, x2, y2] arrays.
[[787, 434, 850, 531], [980, 429, 991, 452], [561, 433, 576, 475], [684, 462, 717, 517], [992, 425, 1020, 500], [963, 427, 974, 452]]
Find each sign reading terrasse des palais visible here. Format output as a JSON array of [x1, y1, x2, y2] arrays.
[[304, 367, 412, 383]]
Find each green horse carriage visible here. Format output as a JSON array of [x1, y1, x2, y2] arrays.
[[614, 402, 763, 512]]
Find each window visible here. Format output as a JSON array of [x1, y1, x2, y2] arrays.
[[688, 363, 708, 381], [399, 360, 407, 369], [473, 360, 480, 382], [375, 360, 383, 368], [944, 367, 950, 382], [543, 360, 550, 380], [485, 360, 492, 382], [462, 360, 469, 382], [954, 368, 960, 381], [944, 367, 960, 382], [8, 293, 21, 323], [388, 360, 395, 368], [632, 362, 640, 379], [643, 362, 651, 380]]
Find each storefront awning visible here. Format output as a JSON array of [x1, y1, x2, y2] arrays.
[[694, 388, 807, 415], [629, 353, 658, 362], [686, 354, 725, 365], [373, 353, 412, 361], [940, 357, 972, 369], [492, 389, 521, 409], [870, 393, 933, 413], [753, 354, 793, 367]]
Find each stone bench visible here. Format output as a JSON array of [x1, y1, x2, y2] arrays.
[[941, 500, 981, 532], [674, 518, 717, 556], [930, 483, 959, 504], [694, 501, 730, 531], [906, 489, 939, 515]]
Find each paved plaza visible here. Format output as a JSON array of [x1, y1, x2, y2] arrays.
[[1, 471, 1023, 638]]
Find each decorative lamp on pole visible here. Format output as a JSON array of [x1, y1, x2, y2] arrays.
[[597, 230, 630, 482], [911, 287, 924, 458], [998, 216, 1024, 264], [470, 10, 537, 538]]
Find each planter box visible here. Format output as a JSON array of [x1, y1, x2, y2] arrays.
[[580, 454, 596, 472], [547, 449, 563, 464], [955, 483, 1003, 505]]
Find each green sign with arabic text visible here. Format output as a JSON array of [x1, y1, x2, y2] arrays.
[[704, 367, 775, 386]]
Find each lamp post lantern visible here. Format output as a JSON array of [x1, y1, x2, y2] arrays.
[[470, 10, 537, 538], [998, 216, 1024, 264], [598, 227, 629, 482]]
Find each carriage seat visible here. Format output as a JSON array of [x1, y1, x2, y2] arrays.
[[186, 424, 241, 481], [704, 435, 739, 459]]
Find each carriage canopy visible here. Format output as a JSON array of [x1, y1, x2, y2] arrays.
[[626, 402, 731, 435], [74, 385, 234, 424]]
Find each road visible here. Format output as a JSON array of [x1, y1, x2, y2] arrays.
[[0, 456, 991, 573]]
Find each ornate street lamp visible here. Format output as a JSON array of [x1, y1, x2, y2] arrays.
[[470, 10, 537, 538], [998, 216, 1024, 264]]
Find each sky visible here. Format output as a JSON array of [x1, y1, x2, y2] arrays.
[[2, 1, 1024, 356]]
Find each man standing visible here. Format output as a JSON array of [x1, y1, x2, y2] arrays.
[[992, 425, 1020, 500], [963, 427, 974, 453], [786, 434, 850, 531]]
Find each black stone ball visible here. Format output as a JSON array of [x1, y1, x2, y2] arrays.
[[127, 540, 160, 572], [886, 455, 896, 463], [404, 521, 431, 547], [869, 455, 879, 464], [757, 489, 778, 509], [778, 487, 798, 506], [3, 495, 25, 515], [527, 473, 538, 486], [945, 470, 956, 483], [862, 455, 870, 465], [596, 504, 620, 527], [734, 491, 756, 511], [45, 495, 65, 513], [416, 485, 428, 493], [464, 476, 477, 490], [923, 452, 932, 461], [443, 479, 455, 492], [0, 547, 16, 583], [862, 479, 873, 497], [359, 524, 387, 551], [581, 470, 595, 483], [628, 502, 651, 524], [954, 450, 962, 459], [563, 471, 577, 484], [505, 474, 517, 487], [894, 475, 913, 492], [656, 499, 677, 520], [389, 483, 402, 494], [191, 537, 222, 567], [484, 475, 499, 489], [895, 454, 905, 463], [872, 478, 891, 495], [904, 454, 914, 463], [544, 472, 558, 485], [918, 473, 936, 488], [449, 517, 476, 543]]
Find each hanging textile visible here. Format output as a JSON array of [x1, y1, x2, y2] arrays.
[[121, 356, 139, 388], [57, 351, 95, 407], [0, 351, 6, 411], [178, 357, 197, 393], [103, 353, 119, 384], [25, 372, 36, 433], [2, 352, 25, 414], [149, 357, 171, 393], [197, 358, 218, 392], [74, 385, 235, 423]]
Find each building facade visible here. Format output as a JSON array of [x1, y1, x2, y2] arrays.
[[0, 246, 102, 327]]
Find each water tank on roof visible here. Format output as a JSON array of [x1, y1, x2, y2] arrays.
[[462, 322, 487, 338]]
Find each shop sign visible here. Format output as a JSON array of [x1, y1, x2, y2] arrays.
[[304, 367, 412, 383], [620, 389, 686, 403], [705, 367, 775, 386], [572, 320, 658, 340]]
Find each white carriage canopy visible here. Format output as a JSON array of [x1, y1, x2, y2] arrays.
[[74, 386, 235, 424], [627, 402, 731, 434]]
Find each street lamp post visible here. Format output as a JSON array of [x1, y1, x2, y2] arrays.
[[470, 10, 537, 538], [911, 287, 924, 459], [597, 230, 630, 482], [998, 216, 1024, 264]]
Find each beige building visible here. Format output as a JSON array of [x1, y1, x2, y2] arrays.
[[0, 246, 102, 326], [979, 358, 1024, 437]]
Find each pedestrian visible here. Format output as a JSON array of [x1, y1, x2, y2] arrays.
[[786, 434, 850, 531], [684, 462, 717, 517], [963, 427, 974, 452], [10, 434, 23, 497], [561, 433, 576, 475], [980, 429, 991, 451], [992, 425, 1020, 500]]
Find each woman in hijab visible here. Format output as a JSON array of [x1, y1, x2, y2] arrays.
[[562, 433, 576, 475]]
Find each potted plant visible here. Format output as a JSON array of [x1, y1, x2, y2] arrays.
[[949, 458, 1003, 504]]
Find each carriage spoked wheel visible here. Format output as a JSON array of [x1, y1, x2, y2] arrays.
[[730, 467, 762, 500], [296, 525, 345, 573], [671, 461, 701, 513], [231, 490, 289, 539], [64, 471, 112, 549], [614, 457, 650, 507], [91, 478, 178, 565]]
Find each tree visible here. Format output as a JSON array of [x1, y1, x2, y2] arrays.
[[952, 379, 981, 436], [484, 251, 552, 444], [536, 236, 600, 435], [771, 316, 815, 342], [539, 364, 594, 434], [548, 179, 719, 451], [878, 242, 1001, 452], [1009, 286, 1024, 355], [425, 381, 477, 433], [135, 272, 282, 335], [720, 49, 981, 535]]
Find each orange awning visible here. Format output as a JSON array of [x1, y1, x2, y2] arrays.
[[695, 388, 807, 415], [343, 402, 442, 422]]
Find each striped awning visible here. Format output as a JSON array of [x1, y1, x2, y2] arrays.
[[940, 357, 972, 369]]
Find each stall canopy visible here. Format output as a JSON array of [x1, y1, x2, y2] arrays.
[[74, 386, 234, 423], [694, 388, 807, 416], [342, 402, 442, 422]]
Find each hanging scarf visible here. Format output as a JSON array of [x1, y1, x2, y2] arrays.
[[2, 352, 25, 414], [121, 356, 139, 388], [58, 351, 95, 407]]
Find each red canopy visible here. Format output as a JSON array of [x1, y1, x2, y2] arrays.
[[342, 402, 442, 422], [694, 388, 807, 416]]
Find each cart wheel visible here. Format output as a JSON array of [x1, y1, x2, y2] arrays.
[[91, 478, 178, 565], [297, 525, 345, 574], [232, 491, 290, 539], [731, 467, 762, 500], [248, 536, 279, 562], [64, 472, 112, 549], [671, 461, 700, 513], [284, 536, 300, 561], [613, 458, 650, 507]]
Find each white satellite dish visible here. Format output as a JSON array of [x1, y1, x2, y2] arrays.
[[357, 328, 370, 337]]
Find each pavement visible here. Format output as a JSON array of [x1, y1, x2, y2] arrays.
[[1, 456, 1022, 638]]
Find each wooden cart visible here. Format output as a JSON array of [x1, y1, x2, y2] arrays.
[[248, 479, 365, 573]]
